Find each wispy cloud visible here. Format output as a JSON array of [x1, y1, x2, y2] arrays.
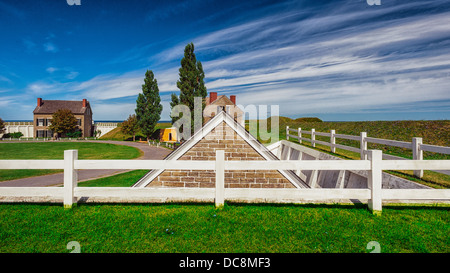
[[43, 42, 58, 53], [66, 71, 79, 80], [37, 0, 450, 120], [0, 75, 12, 84], [184, 1, 450, 119], [3, 0, 449, 121], [46, 67, 58, 73]]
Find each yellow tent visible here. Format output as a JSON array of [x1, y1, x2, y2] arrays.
[[160, 127, 177, 143]]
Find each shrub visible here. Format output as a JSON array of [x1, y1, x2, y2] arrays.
[[66, 130, 82, 138], [2, 132, 23, 139]]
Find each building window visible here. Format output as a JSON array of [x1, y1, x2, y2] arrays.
[[37, 130, 45, 138], [169, 133, 172, 141], [37, 119, 45, 126], [47, 119, 52, 126], [77, 119, 82, 126]]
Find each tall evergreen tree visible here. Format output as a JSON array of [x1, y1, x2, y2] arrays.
[[135, 70, 162, 141], [171, 43, 207, 134], [169, 93, 179, 124]]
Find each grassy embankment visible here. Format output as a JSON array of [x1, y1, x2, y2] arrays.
[[0, 142, 142, 182], [0, 203, 448, 253], [99, 122, 172, 141], [249, 117, 450, 189]]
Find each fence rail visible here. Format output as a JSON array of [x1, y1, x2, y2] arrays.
[[286, 126, 450, 178], [4, 122, 33, 126], [0, 150, 449, 213]]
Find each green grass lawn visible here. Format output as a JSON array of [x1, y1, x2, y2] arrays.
[[0, 142, 142, 182], [0, 203, 448, 253], [78, 170, 148, 187]]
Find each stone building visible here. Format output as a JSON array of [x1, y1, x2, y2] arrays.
[[33, 98, 93, 138], [133, 110, 307, 189], [203, 92, 244, 126]]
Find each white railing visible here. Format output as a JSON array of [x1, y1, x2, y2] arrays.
[[0, 150, 449, 213], [286, 126, 450, 178], [4, 122, 33, 126]]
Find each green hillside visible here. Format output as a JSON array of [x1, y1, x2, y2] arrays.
[[100, 122, 172, 141], [248, 117, 450, 188]]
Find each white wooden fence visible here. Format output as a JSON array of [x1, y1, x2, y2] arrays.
[[1, 122, 34, 138], [0, 150, 449, 213], [286, 126, 450, 178]]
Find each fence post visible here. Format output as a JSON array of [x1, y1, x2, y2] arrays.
[[215, 150, 225, 208], [286, 126, 289, 141], [298, 128, 302, 144], [367, 150, 382, 215], [330, 129, 336, 153], [64, 150, 78, 209], [360, 132, 367, 160], [412, 137, 423, 178], [311, 129, 315, 148]]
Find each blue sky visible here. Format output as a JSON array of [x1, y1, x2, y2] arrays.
[[0, 0, 449, 121]]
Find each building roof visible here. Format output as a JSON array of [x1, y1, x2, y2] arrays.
[[132, 110, 308, 188], [205, 95, 231, 106], [33, 100, 91, 115]]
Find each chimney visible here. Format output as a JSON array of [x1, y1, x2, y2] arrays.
[[230, 95, 236, 105], [210, 92, 217, 103], [82, 99, 87, 108], [37, 98, 42, 107]]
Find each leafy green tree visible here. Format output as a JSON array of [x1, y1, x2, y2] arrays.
[[121, 114, 139, 141], [171, 42, 207, 133], [48, 109, 78, 138], [135, 70, 162, 141]]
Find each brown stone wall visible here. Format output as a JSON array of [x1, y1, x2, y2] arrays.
[[148, 122, 294, 188]]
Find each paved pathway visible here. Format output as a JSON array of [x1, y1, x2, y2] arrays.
[[0, 141, 172, 187]]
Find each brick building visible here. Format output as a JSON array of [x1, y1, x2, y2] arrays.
[[204, 92, 244, 126], [133, 110, 307, 189], [33, 98, 93, 138]]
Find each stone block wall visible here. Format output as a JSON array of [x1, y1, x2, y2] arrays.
[[148, 122, 295, 188]]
